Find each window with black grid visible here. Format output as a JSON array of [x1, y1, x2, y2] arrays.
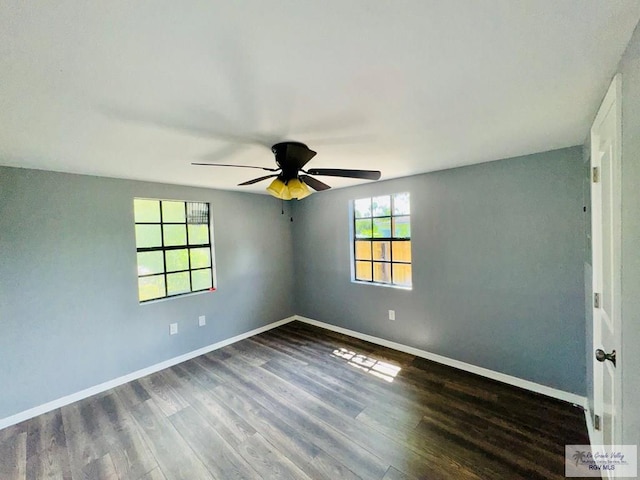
[[134, 198, 215, 302], [353, 193, 411, 287]]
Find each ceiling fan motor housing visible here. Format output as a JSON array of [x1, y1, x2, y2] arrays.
[[272, 141, 316, 181]]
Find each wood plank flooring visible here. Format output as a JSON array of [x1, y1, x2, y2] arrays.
[[0, 321, 591, 479]]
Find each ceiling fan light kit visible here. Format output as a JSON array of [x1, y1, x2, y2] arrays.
[[266, 177, 291, 200], [193, 141, 382, 200], [280, 177, 312, 200]]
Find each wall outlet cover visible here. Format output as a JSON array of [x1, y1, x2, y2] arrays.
[[198, 315, 206, 326], [170, 323, 178, 335], [389, 310, 396, 321]]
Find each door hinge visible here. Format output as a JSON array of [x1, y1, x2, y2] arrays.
[[594, 414, 601, 431], [594, 292, 600, 308], [592, 166, 600, 183]]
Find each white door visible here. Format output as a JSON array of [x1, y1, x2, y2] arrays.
[[591, 74, 622, 456]]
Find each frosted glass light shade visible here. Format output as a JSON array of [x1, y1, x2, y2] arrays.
[[266, 178, 292, 200], [287, 178, 312, 199], [266, 177, 312, 200]]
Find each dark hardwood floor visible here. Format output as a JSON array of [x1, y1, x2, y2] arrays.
[[0, 321, 591, 479]]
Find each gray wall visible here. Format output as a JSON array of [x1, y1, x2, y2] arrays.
[[293, 147, 586, 395], [0, 166, 295, 420], [0, 145, 591, 420], [618, 20, 640, 446]]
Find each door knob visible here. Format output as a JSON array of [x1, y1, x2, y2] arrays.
[[595, 349, 616, 367]]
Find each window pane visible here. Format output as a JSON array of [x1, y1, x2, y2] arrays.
[[167, 272, 190, 295], [355, 240, 371, 260], [373, 217, 391, 237], [355, 261, 372, 281], [187, 202, 209, 224], [354, 198, 372, 218], [393, 263, 412, 287], [188, 224, 209, 245], [190, 248, 211, 269], [162, 201, 186, 222], [372, 196, 391, 216], [191, 268, 212, 291], [138, 275, 166, 301], [134, 199, 160, 223], [165, 249, 188, 272], [373, 262, 391, 283], [135, 199, 214, 302], [392, 241, 412, 262], [393, 216, 411, 238], [353, 193, 411, 288], [355, 219, 373, 238], [393, 193, 410, 215], [137, 251, 164, 276], [163, 225, 187, 246], [372, 241, 391, 261], [135, 225, 162, 248]]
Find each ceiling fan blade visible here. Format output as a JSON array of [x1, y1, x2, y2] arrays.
[[238, 174, 279, 186], [300, 175, 331, 191], [303, 134, 376, 146], [191, 162, 280, 172], [198, 143, 249, 163], [289, 111, 367, 136], [103, 107, 273, 147], [306, 168, 381, 180]]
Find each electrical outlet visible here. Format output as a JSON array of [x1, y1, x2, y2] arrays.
[[389, 310, 396, 321], [198, 315, 206, 327], [170, 323, 178, 335]]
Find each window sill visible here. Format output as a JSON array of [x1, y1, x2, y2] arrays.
[[139, 288, 216, 305], [351, 280, 412, 291]]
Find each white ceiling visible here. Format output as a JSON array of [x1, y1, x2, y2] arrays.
[[1, 1, 639, 193]]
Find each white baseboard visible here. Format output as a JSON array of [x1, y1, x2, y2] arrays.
[[0, 316, 295, 430], [294, 315, 588, 408]]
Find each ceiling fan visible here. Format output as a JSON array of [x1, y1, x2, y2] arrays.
[[192, 141, 381, 200]]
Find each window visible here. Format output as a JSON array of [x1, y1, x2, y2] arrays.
[[353, 193, 411, 287], [134, 198, 216, 302]]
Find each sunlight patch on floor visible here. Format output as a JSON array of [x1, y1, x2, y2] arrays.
[[331, 347, 401, 382]]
